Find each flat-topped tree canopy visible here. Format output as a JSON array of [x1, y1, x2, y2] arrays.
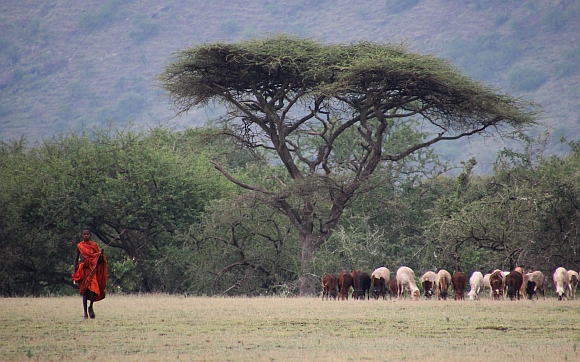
[[160, 35, 536, 132], [160, 36, 537, 173], [159, 35, 538, 295]]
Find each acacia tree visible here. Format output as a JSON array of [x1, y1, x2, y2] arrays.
[[426, 137, 580, 275], [160, 35, 537, 295]]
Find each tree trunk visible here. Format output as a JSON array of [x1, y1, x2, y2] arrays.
[[298, 233, 322, 297]]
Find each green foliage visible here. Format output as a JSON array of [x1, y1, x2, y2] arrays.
[[180, 195, 301, 296], [427, 134, 580, 274], [160, 35, 537, 294], [314, 147, 448, 275], [106, 251, 140, 293], [0, 125, 228, 296], [508, 66, 547, 92], [3, 121, 580, 295]]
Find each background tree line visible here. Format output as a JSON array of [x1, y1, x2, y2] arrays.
[[1, 124, 579, 297]]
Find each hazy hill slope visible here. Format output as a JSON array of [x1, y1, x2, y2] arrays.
[[1, 0, 579, 171]]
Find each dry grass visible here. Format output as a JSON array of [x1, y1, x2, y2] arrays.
[[1, 295, 579, 361]]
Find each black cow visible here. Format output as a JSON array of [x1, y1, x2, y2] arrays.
[[526, 280, 537, 300], [352, 270, 371, 300]]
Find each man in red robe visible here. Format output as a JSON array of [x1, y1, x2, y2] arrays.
[[72, 228, 108, 319]]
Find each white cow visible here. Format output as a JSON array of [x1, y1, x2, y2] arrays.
[[567, 270, 579, 299], [396, 266, 420, 301], [483, 273, 492, 298], [467, 271, 484, 300], [553, 267, 570, 300]]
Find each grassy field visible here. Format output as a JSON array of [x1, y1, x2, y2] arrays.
[[1, 295, 579, 361]]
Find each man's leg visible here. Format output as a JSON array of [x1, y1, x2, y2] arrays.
[[88, 291, 96, 319], [82, 292, 89, 319]]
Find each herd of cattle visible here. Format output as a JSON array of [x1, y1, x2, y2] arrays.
[[321, 266, 580, 301]]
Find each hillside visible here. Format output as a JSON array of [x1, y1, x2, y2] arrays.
[[1, 0, 579, 173]]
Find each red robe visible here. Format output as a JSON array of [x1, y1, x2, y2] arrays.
[[72, 241, 108, 301]]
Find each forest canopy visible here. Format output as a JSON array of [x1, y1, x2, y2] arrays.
[[0, 126, 579, 297]]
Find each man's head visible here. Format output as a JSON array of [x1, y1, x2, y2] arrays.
[[81, 229, 91, 241]]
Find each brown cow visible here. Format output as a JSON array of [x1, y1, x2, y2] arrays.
[[490, 270, 504, 300], [513, 267, 526, 297], [388, 278, 398, 299], [337, 270, 353, 300], [436, 269, 452, 300], [321, 273, 338, 300], [451, 271, 467, 300], [505, 270, 523, 300]]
